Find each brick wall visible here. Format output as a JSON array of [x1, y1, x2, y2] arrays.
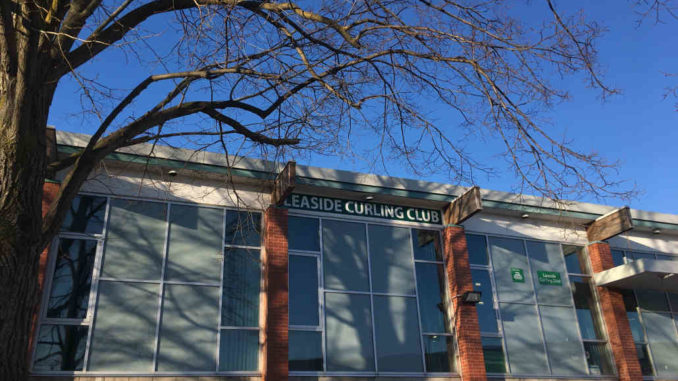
[[442, 225, 487, 381], [588, 242, 643, 381], [28, 181, 61, 360], [263, 207, 289, 381]]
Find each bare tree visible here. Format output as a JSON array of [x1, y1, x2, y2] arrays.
[[0, 0, 632, 378]]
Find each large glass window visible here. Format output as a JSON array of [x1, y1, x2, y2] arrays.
[[33, 196, 263, 375], [46, 239, 97, 319], [288, 216, 454, 375], [616, 249, 678, 377], [467, 234, 612, 376], [467, 233, 506, 374], [33, 195, 106, 373], [288, 216, 323, 372]]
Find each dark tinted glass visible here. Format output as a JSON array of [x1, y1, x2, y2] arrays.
[[288, 216, 320, 251], [47, 239, 97, 319], [416, 262, 449, 333], [563, 245, 585, 274], [611, 250, 626, 267], [322, 219, 369, 292], [369, 225, 416, 295], [289, 330, 323, 371], [423, 335, 454, 372], [584, 342, 614, 375], [324, 292, 375, 371], [636, 343, 654, 376], [225, 211, 261, 247], [412, 229, 442, 261], [482, 336, 506, 373], [372, 296, 423, 372], [636, 289, 669, 312], [165, 205, 223, 283], [60, 195, 107, 234], [471, 269, 498, 334], [668, 292, 678, 312], [102, 199, 167, 280], [289, 255, 319, 326], [219, 329, 259, 371], [630, 251, 655, 261], [157, 285, 219, 371], [622, 290, 646, 342], [33, 324, 88, 371], [222, 248, 260, 327], [467, 234, 489, 265], [570, 276, 603, 340]]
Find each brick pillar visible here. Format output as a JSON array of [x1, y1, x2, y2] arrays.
[[588, 242, 642, 381], [263, 206, 288, 381], [28, 181, 61, 358], [442, 225, 487, 381]]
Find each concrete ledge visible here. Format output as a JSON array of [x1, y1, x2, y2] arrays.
[[594, 258, 678, 292]]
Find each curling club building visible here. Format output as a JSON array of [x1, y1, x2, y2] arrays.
[[30, 130, 678, 381]]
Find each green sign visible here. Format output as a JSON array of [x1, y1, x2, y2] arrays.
[[282, 193, 442, 224], [510, 268, 525, 283], [537, 271, 562, 286]]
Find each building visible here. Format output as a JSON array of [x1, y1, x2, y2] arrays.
[[31, 130, 678, 381]]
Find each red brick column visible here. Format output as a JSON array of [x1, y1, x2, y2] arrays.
[[442, 225, 487, 381], [588, 242, 642, 381], [263, 206, 288, 381], [28, 181, 61, 358]]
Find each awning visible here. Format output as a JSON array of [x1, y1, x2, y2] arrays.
[[593, 259, 678, 293]]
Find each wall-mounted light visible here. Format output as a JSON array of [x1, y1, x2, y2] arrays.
[[521, 213, 529, 219], [652, 228, 662, 235], [167, 170, 178, 177], [454, 291, 482, 305], [364, 195, 374, 201]]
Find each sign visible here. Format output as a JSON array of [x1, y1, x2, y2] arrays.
[[282, 193, 442, 224], [510, 268, 525, 283], [537, 271, 562, 286]]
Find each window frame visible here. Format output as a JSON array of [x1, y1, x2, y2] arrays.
[[287, 210, 457, 377], [31, 192, 264, 377], [612, 247, 678, 378], [466, 230, 615, 378]]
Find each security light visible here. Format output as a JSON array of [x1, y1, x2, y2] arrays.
[[521, 213, 529, 219], [458, 291, 482, 305], [364, 195, 374, 200], [168, 170, 178, 177], [652, 228, 661, 235]]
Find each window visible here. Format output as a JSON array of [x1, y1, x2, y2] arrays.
[[33, 195, 106, 372], [33, 195, 263, 375], [563, 245, 614, 375], [467, 234, 506, 374], [616, 249, 678, 377], [467, 234, 613, 376], [288, 216, 323, 372], [287, 215, 455, 375]]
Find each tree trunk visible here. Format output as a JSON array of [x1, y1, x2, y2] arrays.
[[0, 24, 57, 378]]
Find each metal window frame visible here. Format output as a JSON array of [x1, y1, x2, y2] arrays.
[[31, 194, 265, 376], [466, 232, 615, 378], [288, 210, 457, 377]]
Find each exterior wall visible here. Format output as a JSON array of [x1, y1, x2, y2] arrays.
[[608, 230, 678, 253], [587, 242, 643, 381], [29, 181, 61, 357], [29, 377, 261, 381], [442, 225, 486, 381], [60, 163, 270, 210], [463, 214, 588, 245], [263, 207, 289, 381], [289, 377, 460, 381]]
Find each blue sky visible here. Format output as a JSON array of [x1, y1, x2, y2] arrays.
[[49, 1, 678, 214]]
